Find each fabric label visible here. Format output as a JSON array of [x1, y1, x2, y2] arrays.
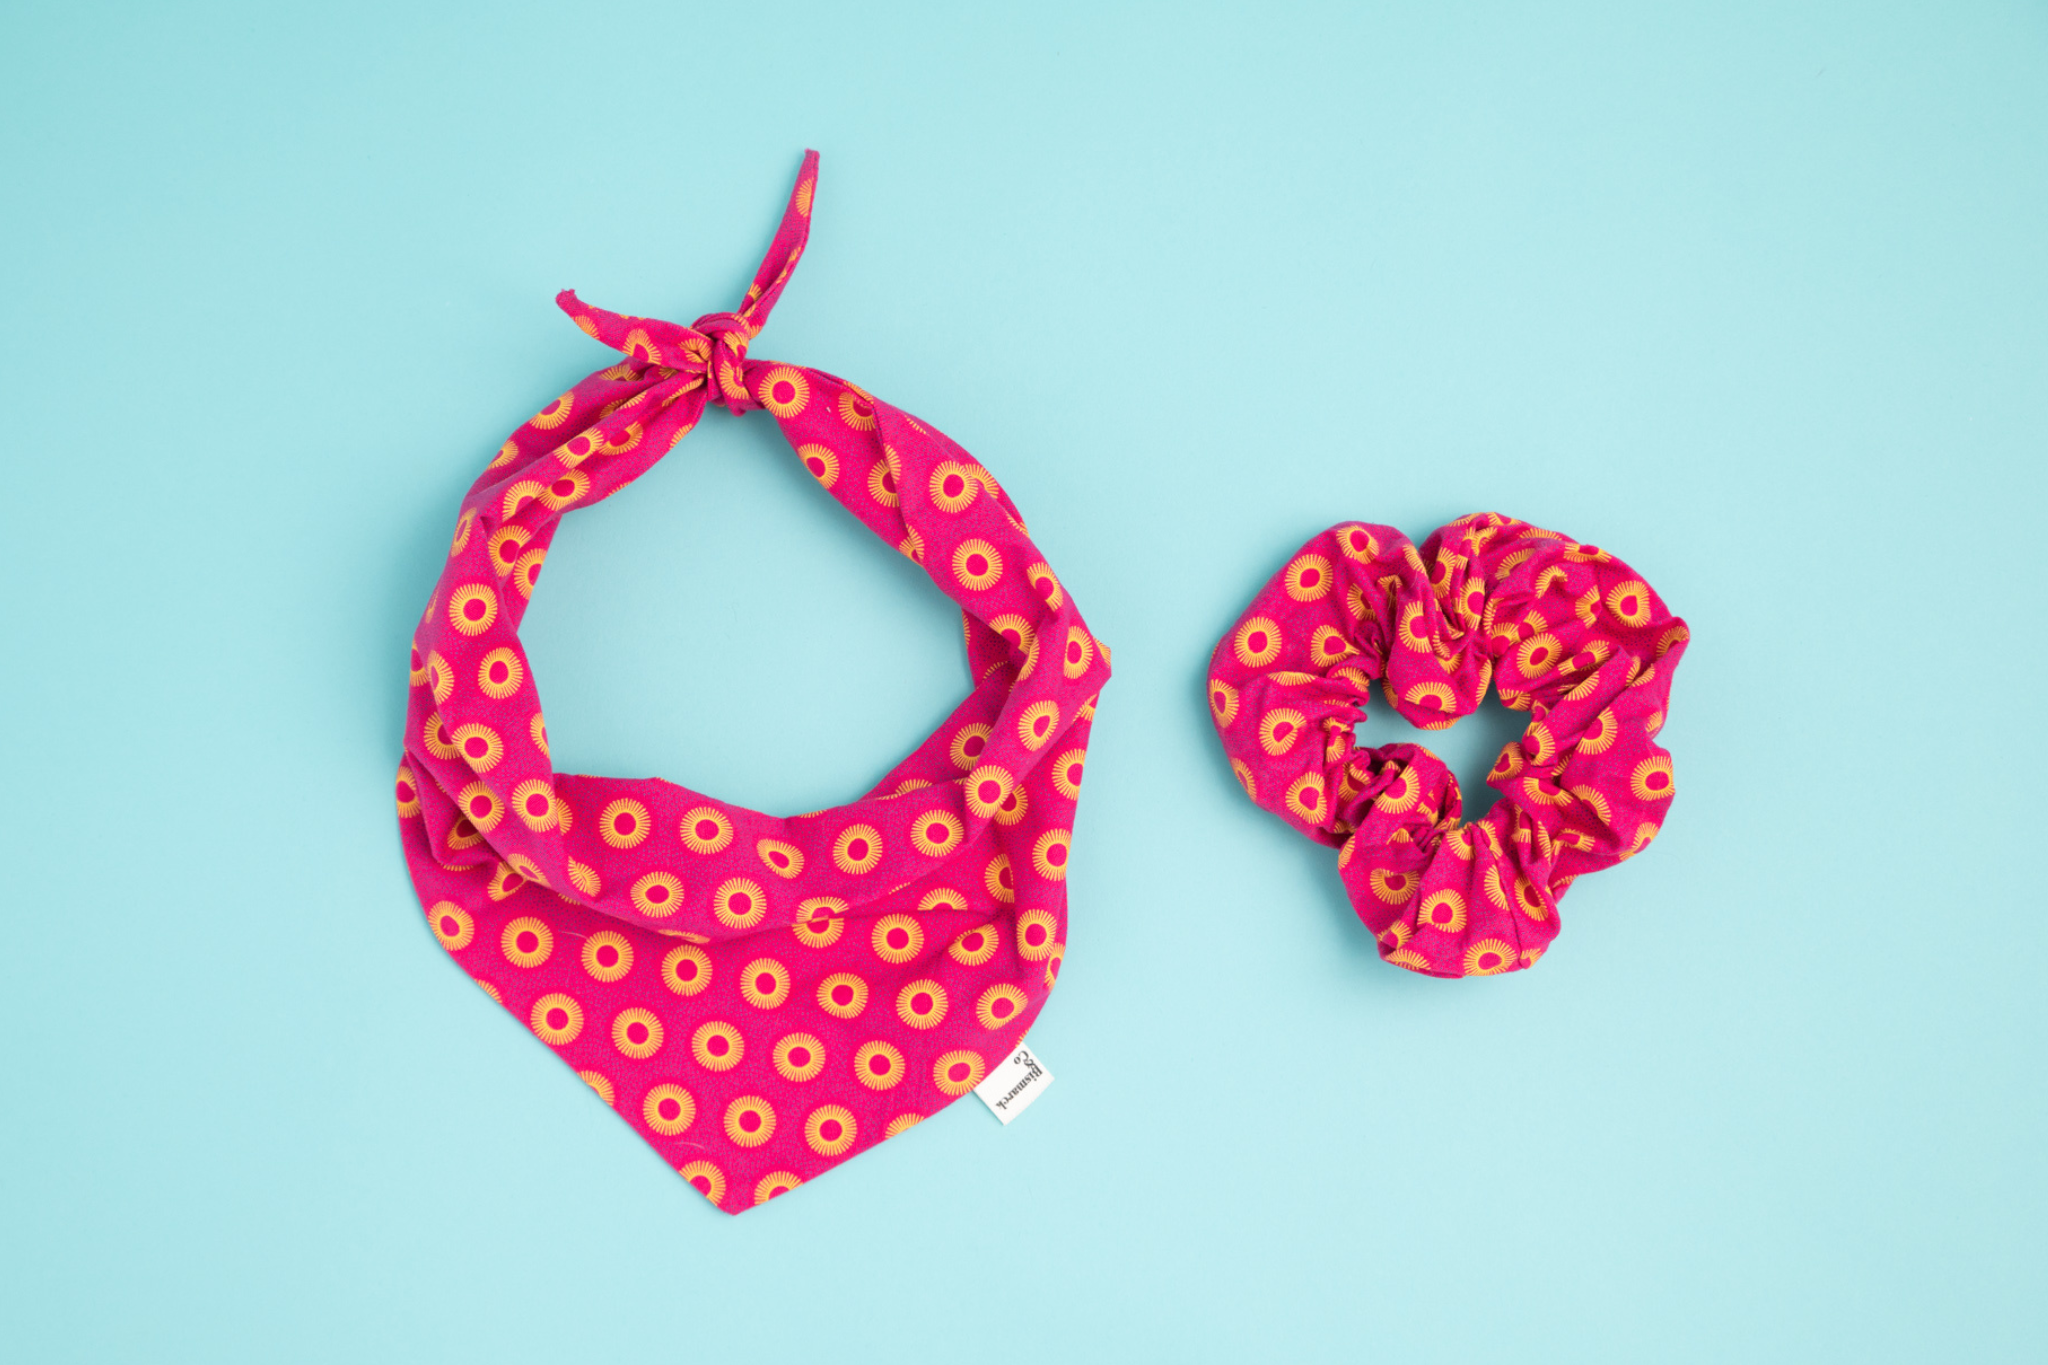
[[974, 1043, 1053, 1124]]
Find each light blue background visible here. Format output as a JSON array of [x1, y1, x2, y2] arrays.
[[4, 2, 2044, 1360]]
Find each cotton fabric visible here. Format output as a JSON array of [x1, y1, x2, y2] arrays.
[[397, 153, 1109, 1212], [1208, 514, 1686, 977]]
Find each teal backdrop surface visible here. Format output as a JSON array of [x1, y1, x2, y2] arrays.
[[4, 2, 2044, 1360]]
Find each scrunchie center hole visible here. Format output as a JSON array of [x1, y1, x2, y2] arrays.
[[1353, 689, 1526, 822]]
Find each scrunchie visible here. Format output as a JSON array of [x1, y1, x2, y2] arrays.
[[1208, 514, 1687, 977], [398, 153, 1110, 1213]]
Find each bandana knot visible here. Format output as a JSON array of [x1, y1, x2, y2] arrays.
[[555, 150, 820, 417], [685, 311, 760, 413]]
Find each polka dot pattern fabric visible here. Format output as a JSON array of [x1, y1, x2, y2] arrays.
[[399, 153, 1109, 1213], [1208, 514, 1686, 977]]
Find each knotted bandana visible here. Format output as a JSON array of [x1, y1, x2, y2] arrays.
[[1209, 514, 1685, 977], [398, 153, 1109, 1212]]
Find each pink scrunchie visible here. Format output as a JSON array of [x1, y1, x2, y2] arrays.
[[1208, 514, 1687, 977]]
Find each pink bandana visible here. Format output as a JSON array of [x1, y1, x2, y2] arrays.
[[397, 153, 1109, 1212], [1209, 514, 1686, 977]]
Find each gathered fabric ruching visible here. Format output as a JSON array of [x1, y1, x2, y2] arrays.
[[1209, 514, 1685, 977]]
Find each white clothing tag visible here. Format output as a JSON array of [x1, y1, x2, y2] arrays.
[[973, 1043, 1053, 1124]]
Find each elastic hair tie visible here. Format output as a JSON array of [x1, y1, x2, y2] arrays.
[[398, 153, 1110, 1212], [1207, 514, 1687, 977]]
